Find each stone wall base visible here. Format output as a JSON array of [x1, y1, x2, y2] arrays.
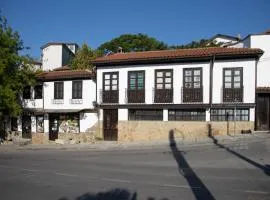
[[32, 133, 49, 144], [117, 121, 254, 142]]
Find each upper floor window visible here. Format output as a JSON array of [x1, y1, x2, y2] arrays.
[[54, 82, 64, 99], [72, 80, 82, 99], [102, 72, 119, 103], [183, 68, 202, 89], [154, 69, 173, 103], [23, 86, 31, 99], [183, 68, 203, 102], [223, 68, 243, 102], [128, 71, 145, 90], [34, 85, 43, 99], [155, 69, 173, 89], [127, 71, 145, 103]]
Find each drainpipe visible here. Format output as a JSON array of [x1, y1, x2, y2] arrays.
[[254, 58, 259, 130], [208, 55, 215, 136]]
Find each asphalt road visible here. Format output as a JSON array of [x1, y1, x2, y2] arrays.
[[1, 135, 270, 200]]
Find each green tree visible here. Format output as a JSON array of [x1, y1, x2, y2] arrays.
[[0, 16, 36, 119], [170, 39, 223, 49], [70, 43, 96, 70], [97, 33, 168, 53]]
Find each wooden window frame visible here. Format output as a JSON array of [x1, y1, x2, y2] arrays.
[[54, 82, 64, 99], [168, 109, 206, 121], [128, 109, 163, 121], [223, 68, 243, 89], [103, 72, 119, 91], [210, 108, 249, 121], [34, 84, 43, 99], [183, 68, 203, 89], [72, 80, 83, 99], [128, 71, 145, 90], [155, 69, 173, 90]]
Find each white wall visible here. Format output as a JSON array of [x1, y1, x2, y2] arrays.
[[80, 112, 98, 132], [97, 62, 210, 105], [250, 35, 270, 87], [212, 59, 256, 104], [42, 45, 63, 71], [43, 79, 96, 110]]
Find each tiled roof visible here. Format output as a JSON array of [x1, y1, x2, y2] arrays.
[[93, 47, 263, 65], [256, 87, 270, 93], [37, 69, 94, 81]]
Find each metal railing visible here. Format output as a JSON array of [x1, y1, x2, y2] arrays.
[[222, 87, 243, 103], [100, 90, 119, 103], [126, 88, 145, 103], [182, 87, 203, 103], [153, 88, 173, 103]]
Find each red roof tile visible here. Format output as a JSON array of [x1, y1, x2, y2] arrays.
[[93, 47, 263, 65], [37, 69, 94, 81]]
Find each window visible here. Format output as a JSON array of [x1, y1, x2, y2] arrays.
[[223, 68, 243, 89], [34, 85, 43, 99], [128, 71, 145, 90], [129, 109, 163, 121], [23, 86, 31, 99], [211, 108, 249, 121], [11, 117, 18, 131], [36, 115, 44, 133], [72, 81, 82, 99], [168, 109, 205, 121], [155, 69, 173, 89], [54, 82, 64, 99], [103, 72, 118, 91], [223, 68, 243, 102], [183, 68, 202, 89]]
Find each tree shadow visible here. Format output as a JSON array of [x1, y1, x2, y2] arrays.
[[58, 188, 169, 200], [207, 124, 270, 176], [169, 130, 216, 200]]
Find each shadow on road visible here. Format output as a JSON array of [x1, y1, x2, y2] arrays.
[[207, 124, 270, 176], [169, 130, 216, 200], [58, 188, 169, 200]]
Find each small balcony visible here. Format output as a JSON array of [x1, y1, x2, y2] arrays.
[[222, 87, 243, 103], [126, 89, 145, 103], [154, 88, 173, 103], [182, 87, 203, 103], [100, 90, 119, 103]]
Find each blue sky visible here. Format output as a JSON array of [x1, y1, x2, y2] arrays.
[[1, 0, 270, 59]]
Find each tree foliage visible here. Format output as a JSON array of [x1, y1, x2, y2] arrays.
[[0, 16, 36, 118], [70, 43, 96, 70], [97, 33, 168, 53]]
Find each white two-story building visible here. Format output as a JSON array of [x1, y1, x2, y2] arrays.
[[18, 66, 97, 143], [93, 47, 263, 141]]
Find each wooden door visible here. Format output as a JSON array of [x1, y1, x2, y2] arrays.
[[22, 116, 31, 138], [103, 109, 118, 141], [49, 114, 59, 140], [256, 94, 270, 130]]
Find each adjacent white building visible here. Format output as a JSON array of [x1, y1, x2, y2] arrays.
[[41, 42, 79, 71]]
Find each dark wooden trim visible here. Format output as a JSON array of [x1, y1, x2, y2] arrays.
[[209, 55, 215, 106], [212, 103, 255, 108], [99, 103, 210, 109]]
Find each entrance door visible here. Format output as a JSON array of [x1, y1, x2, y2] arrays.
[[22, 116, 31, 138], [49, 114, 59, 140], [256, 93, 270, 130], [103, 109, 118, 141]]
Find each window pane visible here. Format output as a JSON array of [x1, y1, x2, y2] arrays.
[[185, 77, 192, 82], [157, 72, 163, 77], [225, 82, 231, 88], [194, 76, 200, 82], [112, 85, 117, 90], [194, 82, 200, 88], [165, 78, 171, 83], [105, 74, 110, 79], [157, 84, 163, 89], [185, 70, 192, 76], [225, 70, 231, 76], [225, 77, 231, 82], [185, 83, 192, 88], [165, 72, 171, 77], [157, 78, 163, 83], [234, 76, 240, 82], [234, 82, 240, 88], [165, 83, 172, 89], [105, 85, 110, 90], [105, 80, 110, 85], [194, 70, 200, 75], [234, 70, 240, 75], [112, 80, 118, 85], [112, 74, 117, 79]]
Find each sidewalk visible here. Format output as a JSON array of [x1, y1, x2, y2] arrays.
[[0, 132, 269, 152]]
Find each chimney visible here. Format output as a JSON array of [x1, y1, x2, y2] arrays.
[[117, 46, 123, 53], [237, 34, 241, 40]]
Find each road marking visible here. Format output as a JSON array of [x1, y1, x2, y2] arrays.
[[101, 178, 131, 183], [162, 184, 200, 189], [54, 172, 78, 177], [244, 190, 270, 195]]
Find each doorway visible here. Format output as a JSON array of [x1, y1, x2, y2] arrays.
[[103, 109, 118, 141]]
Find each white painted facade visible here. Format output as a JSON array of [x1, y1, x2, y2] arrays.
[[41, 44, 76, 71], [96, 58, 257, 122]]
